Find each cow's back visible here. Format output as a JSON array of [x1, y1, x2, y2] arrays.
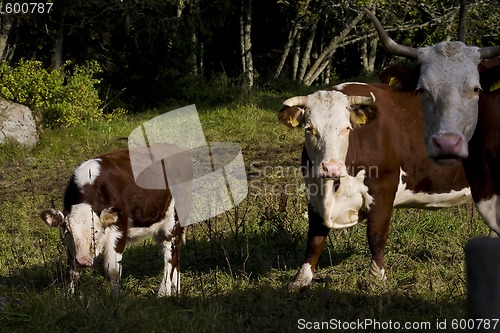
[[64, 148, 173, 228]]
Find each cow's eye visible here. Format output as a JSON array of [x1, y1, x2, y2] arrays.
[[473, 86, 482, 94], [305, 126, 317, 136], [342, 126, 352, 135], [415, 87, 426, 95]]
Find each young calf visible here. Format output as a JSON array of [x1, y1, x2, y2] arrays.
[[41, 146, 187, 296]]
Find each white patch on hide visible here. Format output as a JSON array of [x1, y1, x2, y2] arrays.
[[393, 168, 471, 208], [476, 195, 500, 234], [74, 159, 101, 189], [333, 82, 368, 91], [306, 170, 373, 229]]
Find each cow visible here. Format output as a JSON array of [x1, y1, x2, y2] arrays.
[[380, 63, 500, 235], [365, 10, 500, 235], [364, 9, 500, 161], [279, 84, 470, 289], [40, 145, 188, 297]]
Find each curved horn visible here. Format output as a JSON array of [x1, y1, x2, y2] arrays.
[[282, 96, 308, 107], [480, 46, 500, 60], [364, 8, 418, 59], [347, 92, 376, 106]]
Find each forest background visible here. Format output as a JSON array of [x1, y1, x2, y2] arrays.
[[0, 0, 498, 115]]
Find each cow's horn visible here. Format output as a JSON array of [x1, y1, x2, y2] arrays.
[[283, 96, 308, 107], [479, 46, 500, 60], [364, 8, 418, 59], [348, 92, 376, 106]]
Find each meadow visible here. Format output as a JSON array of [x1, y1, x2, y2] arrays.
[[0, 90, 489, 332]]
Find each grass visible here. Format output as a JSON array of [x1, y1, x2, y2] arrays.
[[0, 91, 490, 332]]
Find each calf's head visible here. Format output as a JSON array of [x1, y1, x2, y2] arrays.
[[365, 9, 500, 162], [41, 204, 121, 269], [279, 90, 375, 178]]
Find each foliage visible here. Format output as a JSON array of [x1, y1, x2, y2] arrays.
[[0, 59, 126, 127]]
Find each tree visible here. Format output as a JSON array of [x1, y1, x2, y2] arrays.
[[240, 0, 253, 90]]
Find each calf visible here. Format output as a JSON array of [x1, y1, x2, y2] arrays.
[[279, 84, 470, 289], [41, 146, 187, 296]]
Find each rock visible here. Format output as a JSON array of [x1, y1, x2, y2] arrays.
[[0, 99, 38, 147]]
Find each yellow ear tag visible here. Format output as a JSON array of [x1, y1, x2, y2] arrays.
[[388, 76, 398, 87], [357, 113, 367, 125], [289, 116, 299, 128], [490, 81, 500, 92]]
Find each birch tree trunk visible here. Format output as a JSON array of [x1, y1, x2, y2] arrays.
[[361, 37, 377, 74], [240, 0, 253, 89], [51, 23, 64, 69], [297, 16, 318, 82], [302, 11, 365, 86], [0, 15, 14, 60], [274, 25, 299, 78]]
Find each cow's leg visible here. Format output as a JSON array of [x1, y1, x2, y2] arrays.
[[290, 203, 330, 290], [103, 226, 125, 294], [158, 201, 178, 297], [67, 266, 81, 295], [366, 187, 396, 281]]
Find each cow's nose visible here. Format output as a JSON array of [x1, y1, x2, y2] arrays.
[[320, 160, 345, 178], [76, 256, 92, 267], [430, 133, 467, 159]]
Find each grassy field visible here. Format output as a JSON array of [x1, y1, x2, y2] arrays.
[[0, 90, 489, 332]]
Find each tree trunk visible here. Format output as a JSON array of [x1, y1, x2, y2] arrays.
[[51, 23, 64, 69], [240, 0, 253, 89], [361, 37, 377, 74], [274, 25, 299, 79], [303, 11, 365, 86], [292, 30, 301, 80], [297, 16, 318, 82], [0, 15, 14, 60], [458, 0, 466, 42]]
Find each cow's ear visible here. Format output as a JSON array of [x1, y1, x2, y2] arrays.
[[350, 105, 377, 128], [40, 209, 64, 227], [278, 106, 305, 128], [380, 65, 420, 92], [100, 208, 121, 227]]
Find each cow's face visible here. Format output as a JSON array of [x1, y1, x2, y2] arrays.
[[279, 90, 375, 178], [365, 9, 500, 162], [417, 43, 482, 163], [41, 204, 119, 269]]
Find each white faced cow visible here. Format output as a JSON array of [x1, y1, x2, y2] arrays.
[[365, 10, 500, 234], [41, 147, 187, 297], [364, 9, 500, 160], [279, 84, 470, 289]]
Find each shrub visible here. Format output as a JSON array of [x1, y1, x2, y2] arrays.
[[0, 59, 126, 127]]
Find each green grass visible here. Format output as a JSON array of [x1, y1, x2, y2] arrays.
[[0, 96, 489, 332]]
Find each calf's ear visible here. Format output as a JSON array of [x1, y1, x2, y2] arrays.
[[40, 209, 64, 227], [100, 208, 121, 227], [278, 106, 305, 128]]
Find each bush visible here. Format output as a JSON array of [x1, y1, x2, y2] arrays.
[[0, 59, 126, 127]]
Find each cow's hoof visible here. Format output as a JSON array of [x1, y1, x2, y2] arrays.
[[289, 263, 313, 291], [369, 260, 387, 281]]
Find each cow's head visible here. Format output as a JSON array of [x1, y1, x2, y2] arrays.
[[41, 204, 121, 269], [279, 90, 376, 178], [365, 9, 500, 163]]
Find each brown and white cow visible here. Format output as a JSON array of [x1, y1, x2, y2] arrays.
[[380, 63, 500, 235], [40, 146, 187, 296], [279, 84, 470, 289], [364, 9, 500, 161]]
